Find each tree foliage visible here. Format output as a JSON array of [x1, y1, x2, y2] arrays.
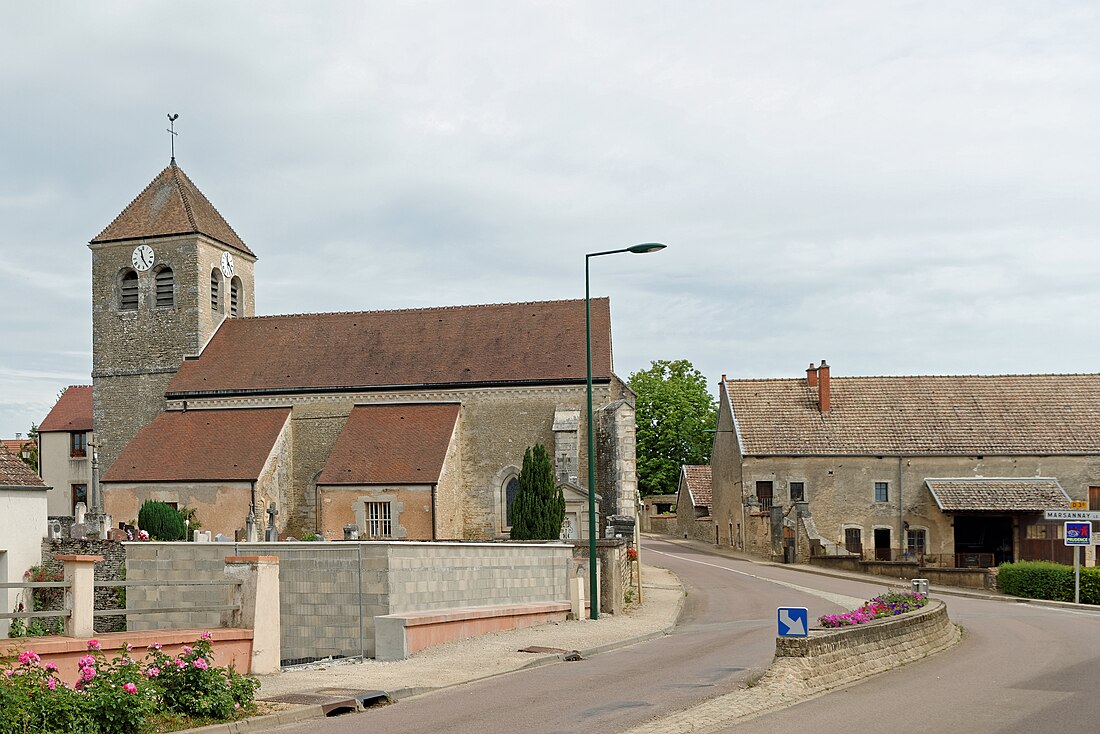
[[18, 423, 38, 472], [509, 444, 565, 540], [629, 359, 717, 496]]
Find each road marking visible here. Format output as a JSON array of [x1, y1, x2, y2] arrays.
[[646, 546, 865, 609]]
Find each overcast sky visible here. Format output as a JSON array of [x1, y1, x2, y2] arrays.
[[2, 2, 1099, 439]]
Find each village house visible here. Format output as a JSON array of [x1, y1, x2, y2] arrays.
[[37, 385, 94, 517], [710, 361, 1099, 568], [90, 160, 638, 540], [0, 444, 48, 635]]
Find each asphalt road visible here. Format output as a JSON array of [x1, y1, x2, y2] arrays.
[[266, 538, 1100, 733]]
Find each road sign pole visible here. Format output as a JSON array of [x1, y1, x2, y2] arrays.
[[1073, 548, 1082, 607]]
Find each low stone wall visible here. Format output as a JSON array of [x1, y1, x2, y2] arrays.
[[919, 566, 994, 590], [761, 599, 959, 693], [40, 538, 127, 633], [859, 560, 920, 579], [645, 515, 676, 535]]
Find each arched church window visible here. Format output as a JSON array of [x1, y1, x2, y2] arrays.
[[154, 266, 175, 307], [210, 269, 222, 312], [504, 476, 519, 527], [119, 270, 138, 311], [230, 276, 242, 316]]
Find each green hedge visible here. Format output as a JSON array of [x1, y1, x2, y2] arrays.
[[997, 560, 1100, 604]]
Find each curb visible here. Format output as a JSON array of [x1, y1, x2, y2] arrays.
[[201, 565, 688, 730]]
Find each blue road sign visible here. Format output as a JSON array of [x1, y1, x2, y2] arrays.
[[1065, 521, 1092, 547], [777, 607, 809, 637]]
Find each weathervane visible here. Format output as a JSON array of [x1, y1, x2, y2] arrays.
[[167, 113, 179, 160]]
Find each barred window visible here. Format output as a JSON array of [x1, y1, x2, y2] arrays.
[[367, 501, 392, 538], [210, 269, 221, 312], [155, 267, 175, 307], [120, 270, 138, 310]]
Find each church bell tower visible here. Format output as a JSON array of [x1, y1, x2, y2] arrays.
[[89, 159, 257, 471]]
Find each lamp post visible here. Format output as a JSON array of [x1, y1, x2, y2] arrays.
[[586, 242, 666, 620]]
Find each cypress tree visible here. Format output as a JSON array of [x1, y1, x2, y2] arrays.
[[510, 444, 565, 540]]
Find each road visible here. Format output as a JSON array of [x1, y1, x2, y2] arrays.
[[268, 537, 1100, 733]]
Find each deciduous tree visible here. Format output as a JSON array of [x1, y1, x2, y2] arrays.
[[629, 359, 717, 496]]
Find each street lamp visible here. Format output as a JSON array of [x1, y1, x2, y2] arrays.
[[586, 242, 666, 620]]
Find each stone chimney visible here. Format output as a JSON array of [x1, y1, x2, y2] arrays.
[[806, 362, 817, 388], [818, 359, 830, 412]]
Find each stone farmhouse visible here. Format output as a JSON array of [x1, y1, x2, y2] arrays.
[[90, 160, 637, 540], [674, 464, 712, 543], [710, 361, 1100, 568], [37, 385, 94, 517]]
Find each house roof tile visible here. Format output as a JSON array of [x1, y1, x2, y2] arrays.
[[0, 444, 45, 487], [101, 408, 290, 483], [726, 373, 1100, 456], [91, 161, 253, 256], [166, 298, 612, 396], [925, 478, 1070, 512], [317, 403, 460, 485], [682, 465, 712, 510], [39, 386, 93, 432]]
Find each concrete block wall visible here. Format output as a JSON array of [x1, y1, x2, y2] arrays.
[[125, 541, 573, 664]]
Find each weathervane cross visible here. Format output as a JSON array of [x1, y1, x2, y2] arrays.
[[166, 113, 179, 160]]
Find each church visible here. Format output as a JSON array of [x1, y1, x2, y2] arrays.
[[91, 159, 638, 541]]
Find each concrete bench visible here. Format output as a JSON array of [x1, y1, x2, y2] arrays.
[[374, 601, 572, 661]]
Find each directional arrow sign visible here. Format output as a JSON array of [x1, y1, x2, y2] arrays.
[[777, 607, 809, 637]]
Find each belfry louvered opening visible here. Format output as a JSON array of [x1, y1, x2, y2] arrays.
[[155, 267, 175, 307], [120, 270, 138, 311]]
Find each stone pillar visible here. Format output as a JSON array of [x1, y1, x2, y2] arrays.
[[58, 554, 102, 639], [223, 556, 281, 675]]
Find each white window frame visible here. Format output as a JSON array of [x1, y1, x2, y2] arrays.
[[366, 501, 392, 539]]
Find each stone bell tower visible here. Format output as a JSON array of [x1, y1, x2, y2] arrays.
[[89, 159, 257, 471]]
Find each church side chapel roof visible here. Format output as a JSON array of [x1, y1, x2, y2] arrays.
[[0, 444, 46, 488], [317, 403, 461, 485], [90, 161, 254, 256], [101, 407, 290, 483], [726, 372, 1100, 456], [166, 298, 614, 396], [681, 465, 712, 510], [38, 385, 93, 432]]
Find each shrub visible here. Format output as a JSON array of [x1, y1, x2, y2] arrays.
[[997, 561, 1100, 604], [0, 635, 259, 733], [138, 500, 186, 541]]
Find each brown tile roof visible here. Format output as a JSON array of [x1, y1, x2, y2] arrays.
[[925, 478, 1070, 512], [166, 298, 613, 396], [38, 385, 93, 432], [317, 403, 460, 485], [1, 439, 28, 456], [682, 465, 712, 511], [90, 161, 253, 256], [726, 373, 1100, 456], [101, 408, 290, 483], [0, 444, 46, 488]]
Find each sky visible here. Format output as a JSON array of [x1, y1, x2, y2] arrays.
[[1, 2, 1099, 439]]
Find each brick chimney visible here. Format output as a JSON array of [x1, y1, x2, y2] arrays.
[[806, 362, 817, 388], [818, 359, 830, 412]]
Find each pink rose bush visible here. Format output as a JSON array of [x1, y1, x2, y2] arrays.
[[0, 633, 259, 734]]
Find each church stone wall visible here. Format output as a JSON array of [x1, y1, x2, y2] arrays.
[[286, 402, 353, 537], [172, 379, 628, 541]]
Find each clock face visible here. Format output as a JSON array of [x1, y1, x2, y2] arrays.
[[220, 251, 235, 277], [131, 245, 155, 272]]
